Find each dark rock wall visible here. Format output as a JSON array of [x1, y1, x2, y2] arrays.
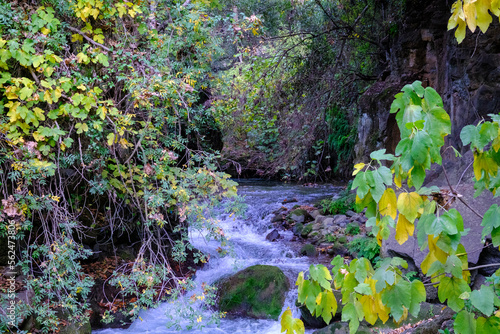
[[355, 0, 500, 163]]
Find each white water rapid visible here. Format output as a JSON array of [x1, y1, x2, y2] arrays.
[[96, 180, 342, 334]]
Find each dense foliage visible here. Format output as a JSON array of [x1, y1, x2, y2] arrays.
[[212, 0, 404, 180], [0, 0, 241, 331]]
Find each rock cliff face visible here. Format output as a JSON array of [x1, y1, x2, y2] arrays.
[[355, 0, 500, 163]]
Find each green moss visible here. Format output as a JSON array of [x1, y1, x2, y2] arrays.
[[289, 208, 307, 217], [301, 223, 313, 237], [300, 244, 317, 257], [217, 265, 289, 320]]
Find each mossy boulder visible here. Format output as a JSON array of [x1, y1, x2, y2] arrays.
[[216, 265, 290, 320], [300, 244, 317, 257]]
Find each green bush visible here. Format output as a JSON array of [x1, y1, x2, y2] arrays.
[[347, 237, 380, 265]]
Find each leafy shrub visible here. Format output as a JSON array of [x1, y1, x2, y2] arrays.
[[345, 223, 360, 236], [346, 237, 380, 265]]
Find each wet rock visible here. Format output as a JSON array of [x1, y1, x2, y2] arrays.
[[282, 198, 298, 204], [476, 243, 500, 276], [345, 210, 356, 217], [216, 265, 289, 320], [271, 213, 285, 223], [323, 218, 335, 228], [299, 290, 342, 328], [289, 209, 310, 224], [290, 213, 305, 224], [266, 229, 280, 242], [312, 322, 373, 334], [310, 210, 321, 219], [293, 222, 304, 236], [300, 244, 318, 257]]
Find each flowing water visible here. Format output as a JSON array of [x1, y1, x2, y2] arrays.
[[96, 180, 342, 334]]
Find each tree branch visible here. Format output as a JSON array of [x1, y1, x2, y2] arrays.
[[67, 26, 111, 52]]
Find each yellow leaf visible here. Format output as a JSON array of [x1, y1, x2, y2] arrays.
[[421, 235, 448, 275], [33, 107, 45, 121], [77, 84, 87, 90], [41, 27, 51, 35], [492, 0, 500, 15], [379, 188, 397, 220], [71, 34, 84, 42], [476, 0, 493, 33], [353, 162, 365, 176], [463, 2, 477, 32], [397, 192, 423, 223], [455, 19, 467, 43], [395, 214, 414, 245]]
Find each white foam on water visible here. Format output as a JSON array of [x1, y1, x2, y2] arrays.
[[95, 181, 340, 334]]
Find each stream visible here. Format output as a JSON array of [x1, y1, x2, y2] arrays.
[[96, 180, 342, 334]]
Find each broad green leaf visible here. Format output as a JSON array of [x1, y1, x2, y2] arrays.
[[19, 86, 33, 100], [470, 285, 494, 316], [381, 279, 411, 321], [410, 164, 426, 190], [445, 255, 463, 278], [280, 307, 305, 334], [370, 149, 395, 162], [411, 131, 432, 164], [421, 235, 449, 274], [438, 276, 470, 312], [397, 192, 423, 223], [481, 204, 500, 238], [341, 303, 360, 334], [424, 87, 444, 108], [408, 280, 426, 317], [454, 310, 476, 334], [309, 264, 332, 290], [476, 316, 500, 334], [352, 172, 370, 199]]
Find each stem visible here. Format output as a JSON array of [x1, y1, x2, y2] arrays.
[[67, 26, 111, 52], [442, 163, 484, 220], [422, 263, 500, 286]]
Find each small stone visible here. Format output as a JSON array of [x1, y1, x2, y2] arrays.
[[345, 210, 356, 217], [265, 229, 280, 242], [290, 213, 305, 224], [310, 209, 321, 219], [322, 217, 335, 228]]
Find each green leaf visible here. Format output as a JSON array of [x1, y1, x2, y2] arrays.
[[410, 164, 426, 190], [476, 316, 500, 334], [470, 285, 494, 316], [96, 53, 109, 67], [354, 283, 372, 295], [309, 264, 332, 291], [341, 303, 360, 334], [445, 255, 464, 278], [19, 86, 33, 100], [381, 279, 411, 321], [454, 310, 476, 334], [408, 280, 426, 317], [280, 307, 305, 334], [411, 131, 432, 164], [424, 87, 444, 108], [370, 149, 395, 162], [438, 276, 470, 312], [481, 204, 500, 238]]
